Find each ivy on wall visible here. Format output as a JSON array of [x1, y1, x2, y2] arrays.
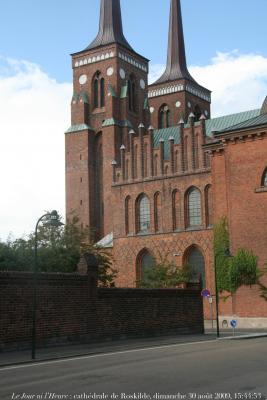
[[214, 217, 265, 298]]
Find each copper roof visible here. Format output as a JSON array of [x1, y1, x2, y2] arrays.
[[155, 0, 196, 85], [86, 0, 133, 52]]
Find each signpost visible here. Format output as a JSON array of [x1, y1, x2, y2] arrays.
[[230, 319, 237, 336], [201, 289, 214, 329]]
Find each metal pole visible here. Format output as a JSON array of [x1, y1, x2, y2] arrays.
[[31, 213, 50, 360], [214, 253, 220, 338]]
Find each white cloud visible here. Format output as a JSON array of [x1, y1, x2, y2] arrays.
[[149, 51, 267, 116], [0, 57, 72, 240], [1, 51, 267, 239]]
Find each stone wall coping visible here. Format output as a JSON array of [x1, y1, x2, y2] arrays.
[[98, 288, 201, 298]]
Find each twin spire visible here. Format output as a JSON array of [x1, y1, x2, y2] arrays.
[[155, 0, 195, 84], [87, 0, 193, 84], [86, 0, 133, 51]]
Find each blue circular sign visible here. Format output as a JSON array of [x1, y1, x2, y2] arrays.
[[230, 319, 237, 328], [201, 289, 211, 298]]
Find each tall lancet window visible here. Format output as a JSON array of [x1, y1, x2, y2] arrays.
[[158, 105, 171, 129], [128, 75, 136, 112], [93, 71, 105, 109]]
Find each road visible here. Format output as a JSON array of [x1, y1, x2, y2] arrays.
[[0, 338, 266, 400]]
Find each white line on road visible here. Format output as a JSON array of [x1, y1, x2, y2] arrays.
[[0, 339, 218, 372]]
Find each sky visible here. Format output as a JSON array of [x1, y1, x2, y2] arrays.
[[0, 0, 267, 240]]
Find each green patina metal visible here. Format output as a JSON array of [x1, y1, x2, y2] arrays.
[[205, 109, 260, 137], [108, 84, 117, 98], [143, 97, 149, 110], [120, 85, 128, 99], [153, 126, 181, 159], [65, 124, 94, 134], [218, 113, 267, 134], [72, 92, 79, 102], [102, 118, 133, 128], [80, 91, 89, 104]]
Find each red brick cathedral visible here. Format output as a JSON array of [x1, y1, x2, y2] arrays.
[[65, 0, 267, 325]]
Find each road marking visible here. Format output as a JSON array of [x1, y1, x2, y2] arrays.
[[0, 339, 218, 372]]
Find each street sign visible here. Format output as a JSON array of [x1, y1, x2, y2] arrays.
[[208, 297, 213, 304], [201, 289, 211, 298], [230, 319, 237, 328]]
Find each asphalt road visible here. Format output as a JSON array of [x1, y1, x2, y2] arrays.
[[0, 338, 266, 400]]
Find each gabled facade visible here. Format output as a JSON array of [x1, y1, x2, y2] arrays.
[[65, 0, 267, 325]]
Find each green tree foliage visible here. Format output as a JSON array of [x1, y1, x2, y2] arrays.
[[214, 217, 261, 295], [138, 258, 190, 289], [214, 217, 231, 292], [228, 249, 259, 293], [0, 213, 116, 286]]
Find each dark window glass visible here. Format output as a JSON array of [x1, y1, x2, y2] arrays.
[[187, 247, 205, 288], [166, 110, 170, 127], [94, 79, 99, 108], [188, 189, 201, 226], [100, 78, 105, 107], [159, 111, 164, 129], [263, 170, 267, 186], [141, 252, 154, 278]]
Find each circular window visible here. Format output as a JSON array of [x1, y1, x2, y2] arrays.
[[79, 74, 87, 85], [107, 67, 114, 76]]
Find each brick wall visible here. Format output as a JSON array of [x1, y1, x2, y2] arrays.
[[0, 271, 204, 351]]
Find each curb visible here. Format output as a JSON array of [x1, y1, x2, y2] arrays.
[[219, 333, 267, 340]]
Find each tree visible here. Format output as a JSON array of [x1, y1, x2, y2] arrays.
[[138, 257, 190, 289], [0, 213, 116, 286]]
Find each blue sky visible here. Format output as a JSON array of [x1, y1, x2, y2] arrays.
[[1, 0, 267, 239], [1, 0, 267, 83]]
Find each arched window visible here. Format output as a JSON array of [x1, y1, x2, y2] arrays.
[[136, 249, 155, 281], [93, 72, 105, 109], [205, 185, 213, 227], [194, 134, 199, 170], [134, 144, 138, 179], [166, 110, 171, 128], [137, 194, 150, 233], [159, 110, 165, 129], [125, 159, 129, 181], [128, 75, 136, 112], [261, 168, 267, 186], [100, 78, 105, 107], [125, 196, 132, 235], [154, 154, 158, 176], [186, 187, 202, 227], [144, 143, 148, 178], [172, 190, 180, 231], [185, 246, 205, 288], [174, 150, 179, 173], [154, 192, 162, 232], [184, 136, 188, 171], [158, 104, 171, 129], [93, 78, 99, 108]]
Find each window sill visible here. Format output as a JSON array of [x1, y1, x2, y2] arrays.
[[185, 226, 205, 232], [255, 186, 267, 193], [136, 231, 151, 236]]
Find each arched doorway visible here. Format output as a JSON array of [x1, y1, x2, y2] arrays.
[[184, 246, 206, 288]]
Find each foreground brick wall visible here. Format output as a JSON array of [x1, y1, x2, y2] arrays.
[[0, 272, 203, 350]]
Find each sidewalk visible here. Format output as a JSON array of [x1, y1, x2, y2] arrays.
[[0, 329, 266, 368]]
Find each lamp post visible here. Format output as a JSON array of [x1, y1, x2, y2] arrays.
[[214, 248, 232, 338], [31, 210, 63, 360]]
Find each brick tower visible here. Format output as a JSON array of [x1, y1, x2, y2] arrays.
[[65, 0, 149, 239], [149, 0, 211, 127]]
